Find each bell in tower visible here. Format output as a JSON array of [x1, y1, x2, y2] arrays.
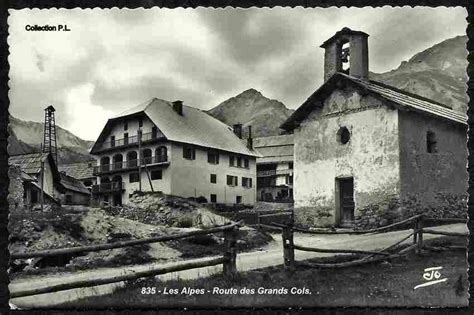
[[320, 27, 369, 81]]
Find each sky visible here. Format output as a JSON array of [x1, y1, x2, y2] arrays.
[[8, 7, 467, 141]]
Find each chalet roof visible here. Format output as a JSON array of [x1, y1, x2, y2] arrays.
[[92, 98, 261, 157], [9, 152, 64, 191], [254, 134, 294, 164], [60, 173, 90, 195], [281, 73, 467, 131], [58, 161, 95, 180], [9, 152, 51, 175]]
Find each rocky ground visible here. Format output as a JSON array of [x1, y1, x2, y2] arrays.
[[8, 193, 273, 278]]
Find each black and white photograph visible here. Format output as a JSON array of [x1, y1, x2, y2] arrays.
[[6, 7, 469, 309]]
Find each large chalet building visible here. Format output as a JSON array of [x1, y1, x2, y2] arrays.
[[90, 98, 259, 206], [281, 28, 467, 228]]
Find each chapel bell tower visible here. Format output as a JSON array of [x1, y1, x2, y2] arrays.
[[320, 27, 369, 81]]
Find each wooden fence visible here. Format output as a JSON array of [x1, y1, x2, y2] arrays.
[[277, 215, 467, 269], [10, 222, 241, 298], [231, 209, 293, 227]]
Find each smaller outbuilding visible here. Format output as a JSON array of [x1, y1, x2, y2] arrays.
[[9, 152, 65, 209], [59, 172, 91, 205]]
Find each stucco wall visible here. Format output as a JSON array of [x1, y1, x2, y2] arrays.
[[293, 88, 400, 227], [398, 111, 468, 217], [94, 141, 257, 205], [169, 143, 256, 205]]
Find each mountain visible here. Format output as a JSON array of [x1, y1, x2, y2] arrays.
[[207, 89, 294, 137], [8, 115, 95, 165], [371, 35, 467, 113]]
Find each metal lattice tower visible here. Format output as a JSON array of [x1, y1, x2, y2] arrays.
[[43, 105, 58, 165]]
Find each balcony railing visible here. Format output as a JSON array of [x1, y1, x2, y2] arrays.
[[99, 131, 165, 151], [93, 155, 169, 175], [257, 169, 294, 177], [92, 181, 124, 194]]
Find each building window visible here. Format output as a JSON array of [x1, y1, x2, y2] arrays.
[[183, 146, 196, 160], [208, 152, 219, 164], [124, 121, 128, 131], [139, 117, 143, 128], [151, 170, 162, 180], [110, 135, 116, 147], [210, 174, 217, 184], [286, 175, 293, 185], [230, 155, 249, 168], [337, 126, 350, 144], [242, 177, 252, 188], [237, 157, 242, 167], [129, 172, 139, 183], [227, 175, 238, 186], [289, 162, 294, 169], [427, 131, 437, 153], [124, 133, 129, 145], [210, 194, 217, 203], [236, 196, 242, 204]]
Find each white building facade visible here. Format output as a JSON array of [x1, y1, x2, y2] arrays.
[[90, 98, 259, 206]]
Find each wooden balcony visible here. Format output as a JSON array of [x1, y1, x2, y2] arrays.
[[91, 181, 124, 194], [257, 169, 293, 177], [96, 131, 165, 152], [93, 155, 169, 175]]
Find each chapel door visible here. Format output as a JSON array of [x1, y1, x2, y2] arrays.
[[339, 178, 355, 227]]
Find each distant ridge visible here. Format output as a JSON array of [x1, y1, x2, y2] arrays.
[[207, 89, 294, 137], [8, 115, 94, 164]]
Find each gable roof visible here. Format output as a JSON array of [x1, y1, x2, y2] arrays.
[[9, 152, 53, 175], [281, 72, 467, 131], [60, 173, 90, 195], [91, 98, 260, 157], [254, 134, 294, 164], [58, 161, 95, 180], [9, 152, 64, 190]]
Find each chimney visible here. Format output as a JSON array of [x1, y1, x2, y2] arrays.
[[172, 100, 183, 116], [233, 123, 243, 139], [246, 125, 253, 150], [320, 28, 369, 81]]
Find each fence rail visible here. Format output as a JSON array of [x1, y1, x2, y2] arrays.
[[278, 215, 466, 270], [11, 221, 242, 260], [10, 222, 241, 298]]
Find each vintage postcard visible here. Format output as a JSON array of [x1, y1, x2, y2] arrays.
[[6, 7, 469, 309]]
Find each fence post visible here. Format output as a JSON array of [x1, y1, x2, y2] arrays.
[[413, 217, 418, 244], [223, 226, 238, 277], [282, 224, 294, 267], [416, 215, 424, 254]]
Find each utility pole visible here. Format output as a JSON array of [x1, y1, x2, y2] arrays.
[[40, 144, 44, 212], [138, 127, 142, 192]]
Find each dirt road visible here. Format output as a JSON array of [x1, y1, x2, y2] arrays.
[[9, 223, 467, 308]]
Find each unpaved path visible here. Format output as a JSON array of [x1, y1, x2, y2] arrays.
[[10, 223, 467, 308]]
